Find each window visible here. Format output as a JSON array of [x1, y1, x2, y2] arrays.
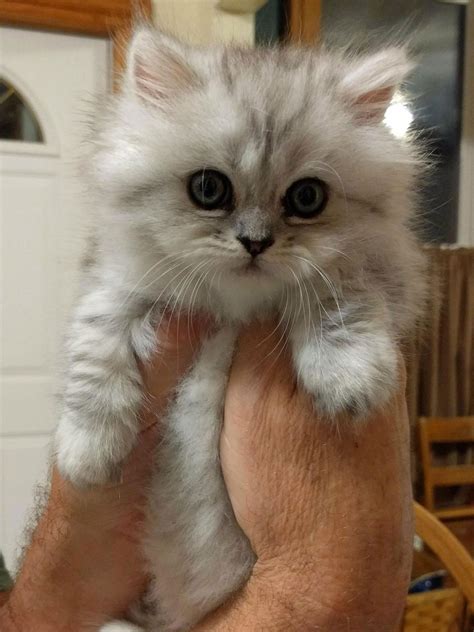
[[0, 78, 44, 142]]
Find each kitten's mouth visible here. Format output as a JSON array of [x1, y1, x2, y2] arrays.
[[243, 259, 262, 273], [233, 258, 264, 277]]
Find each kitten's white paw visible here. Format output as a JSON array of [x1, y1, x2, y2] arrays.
[[56, 418, 137, 487], [296, 335, 398, 420], [100, 622, 144, 632]]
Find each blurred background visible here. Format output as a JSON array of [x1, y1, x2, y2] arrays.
[[0, 1, 473, 627]]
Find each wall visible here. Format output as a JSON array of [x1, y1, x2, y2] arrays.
[[459, 1, 474, 246], [152, 1, 256, 45]]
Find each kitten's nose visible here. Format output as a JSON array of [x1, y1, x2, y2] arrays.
[[237, 235, 274, 257]]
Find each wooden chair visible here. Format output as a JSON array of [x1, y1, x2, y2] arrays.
[[402, 502, 474, 632], [419, 417, 474, 520]]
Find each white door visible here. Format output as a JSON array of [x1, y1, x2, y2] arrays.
[[0, 26, 110, 570]]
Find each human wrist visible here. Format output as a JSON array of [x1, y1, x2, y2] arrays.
[[194, 560, 324, 631], [0, 599, 16, 632], [4, 479, 129, 631], [1, 586, 81, 632], [3, 499, 98, 632], [221, 546, 408, 632]]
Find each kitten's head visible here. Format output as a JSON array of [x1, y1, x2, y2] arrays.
[[91, 29, 417, 307]]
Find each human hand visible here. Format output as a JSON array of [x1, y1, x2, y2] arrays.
[[212, 321, 413, 631], [1, 316, 211, 631]]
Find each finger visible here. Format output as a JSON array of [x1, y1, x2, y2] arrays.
[[155, 311, 214, 355], [227, 321, 297, 426], [231, 320, 291, 383], [140, 312, 214, 418]]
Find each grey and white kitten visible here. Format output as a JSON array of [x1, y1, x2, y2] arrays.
[[55, 28, 424, 631]]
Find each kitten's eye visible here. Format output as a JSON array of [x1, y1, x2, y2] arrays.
[[188, 169, 233, 211], [283, 178, 328, 220]]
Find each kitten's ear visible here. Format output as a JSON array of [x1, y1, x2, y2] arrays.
[[126, 28, 198, 103], [340, 48, 413, 123]]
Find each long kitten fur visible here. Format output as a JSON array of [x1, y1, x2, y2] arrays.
[[55, 27, 425, 631]]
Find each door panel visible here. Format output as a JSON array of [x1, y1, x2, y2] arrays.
[[1, 26, 110, 569], [2, 171, 56, 370]]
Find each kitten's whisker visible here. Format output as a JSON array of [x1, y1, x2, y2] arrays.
[[310, 264, 346, 329], [258, 263, 306, 372], [173, 267, 205, 350], [306, 278, 325, 339], [176, 259, 210, 316], [291, 255, 346, 330], [286, 264, 306, 331], [257, 288, 288, 348], [148, 260, 200, 328], [264, 282, 299, 372], [116, 251, 191, 313], [256, 285, 290, 368], [188, 260, 212, 319], [142, 263, 191, 324], [186, 259, 215, 335], [187, 261, 216, 346], [319, 245, 353, 263], [169, 259, 211, 330], [205, 266, 219, 315], [305, 275, 334, 325], [142, 251, 206, 292], [301, 276, 314, 347]]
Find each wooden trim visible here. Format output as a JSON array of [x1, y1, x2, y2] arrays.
[[0, 0, 153, 77], [288, 0, 321, 44]]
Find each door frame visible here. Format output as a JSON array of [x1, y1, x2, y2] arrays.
[[288, 0, 321, 43], [0, 0, 153, 79]]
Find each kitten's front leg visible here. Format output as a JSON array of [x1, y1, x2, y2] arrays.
[[55, 284, 156, 487], [290, 302, 398, 420]]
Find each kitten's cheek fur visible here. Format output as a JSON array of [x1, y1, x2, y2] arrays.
[[292, 332, 398, 421]]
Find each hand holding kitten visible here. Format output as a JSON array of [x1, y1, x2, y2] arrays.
[[216, 322, 412, 630], [2, 316, 212, 631], [4, 318, 412, 632]]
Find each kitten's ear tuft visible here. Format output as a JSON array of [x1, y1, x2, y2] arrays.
[[340, 48, 414, 123], [126, 28, 197, 103]]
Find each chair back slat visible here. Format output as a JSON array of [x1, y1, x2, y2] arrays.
[[419, 417, 474, 519], [420, 417, 474, 443]]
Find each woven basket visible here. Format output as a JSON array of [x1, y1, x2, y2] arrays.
[[402, 588, 465, 632]]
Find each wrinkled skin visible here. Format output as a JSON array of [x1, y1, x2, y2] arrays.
[[1, 318, 412, 632]]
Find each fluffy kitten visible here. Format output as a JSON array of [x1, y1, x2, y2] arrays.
[[55, 27, 424, 631]]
